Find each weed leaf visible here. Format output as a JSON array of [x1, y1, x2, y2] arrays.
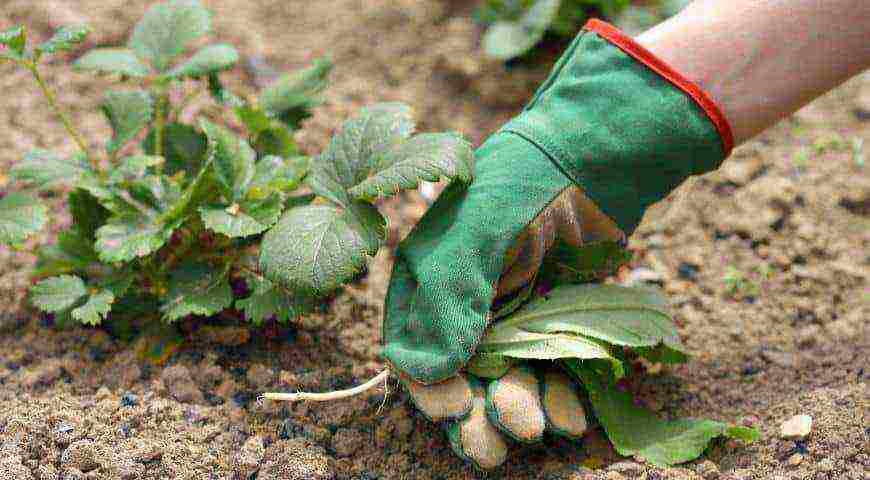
[[37, 25, 91, 56], [74, 48, 152, 77], [0, 192, 48, 245], [161, 262, 233, 321], [165, 43, 238, 79], [199, 193, 283, 238], [482, 0, 561, 60], [201, 120, 256, 202], [102, 90, 154, 154], [129, 0, 211, 72], [308, 102, 415, 206], [348, 132, 473, 201], [30, 275, 87, 313], [568, 360, 759, 467], [260, 201, 386, 294], [259, 58, 332, 129]]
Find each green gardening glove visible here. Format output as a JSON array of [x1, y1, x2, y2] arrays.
[[382, 19, 734, 467]]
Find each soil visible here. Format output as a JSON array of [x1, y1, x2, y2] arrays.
[[1, 1, 868, 479]]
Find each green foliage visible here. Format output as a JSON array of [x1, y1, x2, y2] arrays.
[[2, 0, 474, 330]]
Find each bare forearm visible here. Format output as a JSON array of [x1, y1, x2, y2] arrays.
[[637, 0, 870, 146]]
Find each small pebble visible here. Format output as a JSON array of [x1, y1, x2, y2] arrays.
[[121, 393, 138, 407], [780, 414, 812, 439], [787, 453, 803, 466], [61, 440, 100, 472]]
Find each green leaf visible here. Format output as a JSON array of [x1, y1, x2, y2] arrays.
[[236, 273, 312, 324], [482, 0, 561, 60], [348, 132, 474, 201], [34, 230, 100, 277], [539, 240, 633, 284], [259, 201, 386, 295], [71, 290, 114, 326], [248, 155, 308, 200], [74, 48, 151, 77], [466, 353, 515, 379], [129, 0, 212, 72], [10, 149, 89, 190], [94, 214, 182, 263], [161, 262, 233, 321], [68, 189, 110, 240], [259, 57, 332, 129], [36, 25, 91, 56], [516, 284, 686, 357], [30, 275, 87, 313], [0, 193, 48, 244], [568, 360, 758, 467], [252, 124, 299, 159], [207, 72, 243, 107], [143, 123, 208, 175], [308, 102, 415, 206], [164, 43, 238, 79], [199, 193, 283, 238], [235, 105, 272, 135], [102, 90, 154, 154], [200, 120, 256, 201], [0, 26, 26, 59], [109, 155, 164, 184]]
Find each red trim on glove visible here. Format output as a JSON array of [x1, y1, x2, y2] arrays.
[[584, 19, 734, 155]]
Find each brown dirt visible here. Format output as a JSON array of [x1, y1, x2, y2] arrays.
[[1, 1, 868, 479]]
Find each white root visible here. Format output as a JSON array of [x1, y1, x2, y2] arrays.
[[260, 368, 391, 403]]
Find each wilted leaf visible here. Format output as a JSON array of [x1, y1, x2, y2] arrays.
[[308, 102, 415, 206], [30, 275, 87, 313], [71, 290, 114, 325], [482, 0, 561, 60], [0, 26, 26, 59], [201, 120, 255, 201], [74, 48, 151, 77], [102, 90, 154, 154], [129, 0, 211, 72], [259, 57, 332, 128], [143, 122, 207, 175], [164, 43, 238, 79], [199, 193, 283, 238], [260, 201, 386, 294], [36, 25, 91, 56], [0, 192, 48, 244], [348, 132, 473, 201], [161, 262, 233, 321], [10, 149, 89, 190], [248, 155, 308, 200], [568, 360, 759, 467]]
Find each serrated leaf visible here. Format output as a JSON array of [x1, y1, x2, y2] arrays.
[[30, 275, 87, 313], [253, 124, 299, 159], [74, 48, 151, 77], [37, 25, 91, 56], [200, 193, 283, 238], [568, 360, 758, 467], [161, 262, 232, 321], [10, 149, 89, 190], [0, 26, 26, 58], [109, 155, 164, 184], [348, 132, 473, 201], [34, 230, 100, 277], [259, 57, 332, 129], [308, 102, 415, 206], [68, 189, 110, 241], [71, 290, 114, 326], [164, 43, 238, 79], [248, 155, 308, 200], [514, 284, 685, 356], [482, 0, 561, 60], [94, 214, 181, 263], [129, 0, 211, 72], [236, 273, 312, 325], [200, 120, 256, 201], [0, 192, 48, 244], [143, 122, 207, 175], [102, 90, 154, 154], [260, 201, 386, 294]]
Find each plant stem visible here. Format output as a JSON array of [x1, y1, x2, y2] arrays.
[[261, 368, 391, 402], [153, 82, 169, 164], [26, 63, 95, 168]]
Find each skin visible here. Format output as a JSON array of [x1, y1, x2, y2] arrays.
[[637, 0, 870, 146]]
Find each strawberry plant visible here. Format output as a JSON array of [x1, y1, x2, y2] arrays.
[[0, 0, 474, 328]]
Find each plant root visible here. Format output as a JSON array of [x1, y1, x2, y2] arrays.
[[260, 368, 391, 403]]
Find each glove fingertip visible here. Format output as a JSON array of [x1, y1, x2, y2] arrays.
[[406, 374, 473, 422], [446, 385, 509, 471], [542, 370, 589, 439], [485, 366, 546, 444]]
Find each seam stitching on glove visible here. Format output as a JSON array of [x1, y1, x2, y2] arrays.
[[583, 18, 735, 156]]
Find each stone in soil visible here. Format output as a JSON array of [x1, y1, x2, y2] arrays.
[[60, 440, 100, 473], [780, 414, 813, 439], [160, 364, 205, 404], [233, 435, 265, 478]]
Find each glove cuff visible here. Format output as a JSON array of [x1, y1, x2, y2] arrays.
[[584, 19, 734, 154], [502, 20, 733, 234]]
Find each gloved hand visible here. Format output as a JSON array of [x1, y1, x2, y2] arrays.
[[383, 19, 733, 469]]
